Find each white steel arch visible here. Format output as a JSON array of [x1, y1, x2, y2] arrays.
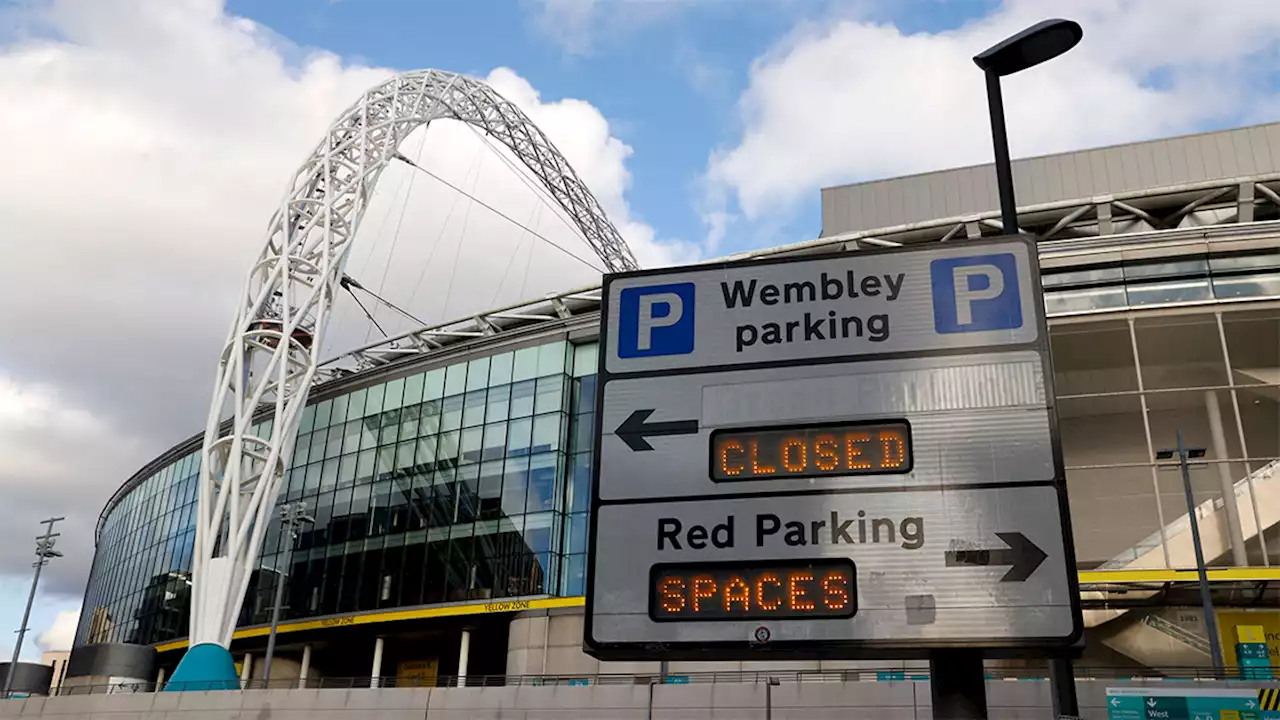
[[189, 69, 638, 648]]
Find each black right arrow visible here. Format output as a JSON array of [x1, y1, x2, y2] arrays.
[[944, 532, 1047, 582], [615, 409, 698, 452]]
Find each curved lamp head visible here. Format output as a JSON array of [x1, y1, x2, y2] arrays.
[[973, 19, 1083, 76]]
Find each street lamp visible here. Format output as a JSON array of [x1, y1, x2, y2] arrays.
[[260, 502, 314, 687], [973, 19, 1084, 234], [971, 19, 1083, 720], [4, 517, 64, 699], [1157, 431, 1227, 677]]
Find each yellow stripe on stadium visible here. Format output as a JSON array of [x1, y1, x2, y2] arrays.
[[152, 568, 1280, 652]]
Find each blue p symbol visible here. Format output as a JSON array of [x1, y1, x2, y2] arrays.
[[618, 283, 695, 358], [931, 254, 1022, 333]]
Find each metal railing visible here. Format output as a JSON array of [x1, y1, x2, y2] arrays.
[[38, 665, 1280, 696]]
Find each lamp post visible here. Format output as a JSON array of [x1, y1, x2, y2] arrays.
[[4, 517, 64, 699], [973, 19, 1084, 235], [1157, 431, 1227, 677], [260, 502, 313, 687], [971, 19, 1083, 720]]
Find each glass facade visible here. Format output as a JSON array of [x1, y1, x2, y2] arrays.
[[1042, 246, 1280, 315], [74, 254, 1280, 650], [75, 339, 598, 648], [1053, 306, 1280, 569]]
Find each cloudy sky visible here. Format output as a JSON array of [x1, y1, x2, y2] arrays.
[[1, 0, 1278, 658]]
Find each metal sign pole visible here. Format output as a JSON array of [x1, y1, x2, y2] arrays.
[[930, 649, 987, 720], [1175, 430, 1226, 677], [974, 20, 1085, 719]]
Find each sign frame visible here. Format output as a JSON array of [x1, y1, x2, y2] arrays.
[[583, 236, 1084, 661]]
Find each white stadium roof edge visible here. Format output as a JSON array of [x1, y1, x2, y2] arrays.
[[316, 119, 1280, 386]]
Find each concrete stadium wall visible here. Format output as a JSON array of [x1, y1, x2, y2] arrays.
[[4, 680, 1278, 720]]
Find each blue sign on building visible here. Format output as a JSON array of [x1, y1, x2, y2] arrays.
[[1106, 686, 1280, 720]]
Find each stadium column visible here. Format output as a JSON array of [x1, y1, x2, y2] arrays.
[[371, 637, 385, 688], [457, 628, 472, 687], [299, 645, 311, 689], [1205, 390, 1248, 566]]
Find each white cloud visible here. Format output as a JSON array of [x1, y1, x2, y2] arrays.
[[37, 609, 81, 653], [705, 0, 1280, 233], [524, 0, 693, 58], [0, 377, 143, 596], [527, 0, 599, 55], [0, 0, 684, 596]]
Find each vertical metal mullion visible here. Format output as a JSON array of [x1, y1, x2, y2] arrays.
[[1129, 316, 1172, 568], [1216, 310, 1269, 566]]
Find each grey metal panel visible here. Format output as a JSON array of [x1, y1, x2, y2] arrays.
[[1199, 135, 1223, 177], [1021, 156, 1043, 203], [1087, 149, 1109, 195], [1134, 142, 1158, 189], [1215, 132, 1238, 177], [1228, 128, 1249, 175], [1101, 147, 1126, 196], [0, 663, 54, 695], [873, 180, 896, 228], [955, 167, 979, 215], [1043, 155, 1064, 201], [892, 174, 910, 228], [978, 165, 999, 213], [817, 123, 1280, 235], [597, 353, 1054, 501], [588, 485, 1075, 645], [1167, 137, 1189, 182], [861, 184, 877, 235], [927, 172, 952, 219], [1183, 134, 1205, 179], [1118, 145, 1141, 192], [1151, 140, 1174, 186], [902, 174, 926, 227], [944, 169, 964, 218], [1266, 125, 1280, 169], [1248, 125, 1276, 174], [1061, 152, 1083, 199]]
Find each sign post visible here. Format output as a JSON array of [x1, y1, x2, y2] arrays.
[[585, 238, 1082, 717]]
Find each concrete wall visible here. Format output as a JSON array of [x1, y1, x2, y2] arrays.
[[6, 680, 1279, 719], [506, 610, 930, 679]]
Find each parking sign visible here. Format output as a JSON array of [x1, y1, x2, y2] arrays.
[[586, 236, 1081, 661]]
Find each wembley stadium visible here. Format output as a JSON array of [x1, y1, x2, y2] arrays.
[[65, 70, 1280, 690]]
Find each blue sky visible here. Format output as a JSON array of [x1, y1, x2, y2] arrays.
[[223, 0, 996, 255]]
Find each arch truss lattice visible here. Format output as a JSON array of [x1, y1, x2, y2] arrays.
[[189, 69, 638, 648]]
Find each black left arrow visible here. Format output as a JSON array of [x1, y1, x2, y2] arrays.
[[615, 409, 698, 452], [944, 532, 1047, 582]]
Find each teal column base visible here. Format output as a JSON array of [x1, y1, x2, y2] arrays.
[[164, 643, 241, 692]]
